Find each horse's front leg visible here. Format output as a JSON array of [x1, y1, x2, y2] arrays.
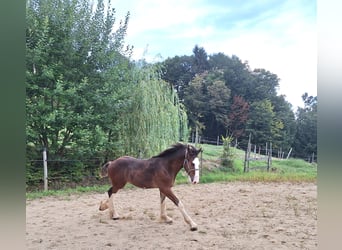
[[160, 188, 198, 231], [160, 191, 173, 224]]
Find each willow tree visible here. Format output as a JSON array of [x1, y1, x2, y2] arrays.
[[120, 65, 188, 158]]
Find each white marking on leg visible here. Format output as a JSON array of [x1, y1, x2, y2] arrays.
[[160, 198, 172, 223], [108, 195, 114, 219], [108, 194, 119, 219], [178, 200, 197, 230]]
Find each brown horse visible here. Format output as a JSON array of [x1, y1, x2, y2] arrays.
[[99, 143, 202, 231]]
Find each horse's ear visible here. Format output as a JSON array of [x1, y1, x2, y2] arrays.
[[197, 148, 203, 155]]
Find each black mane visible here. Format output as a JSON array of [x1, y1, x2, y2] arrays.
[[152, 143, 186, 158]]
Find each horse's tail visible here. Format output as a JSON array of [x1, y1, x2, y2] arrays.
[[99, 162, 110, 178]]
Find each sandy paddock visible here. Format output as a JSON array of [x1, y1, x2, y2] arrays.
[[26, 182, 317, 249]]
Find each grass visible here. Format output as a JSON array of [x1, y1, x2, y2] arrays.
[[26, 143, 317, 199], [176, 143, 317, 184], [26, 185, 109, 200]]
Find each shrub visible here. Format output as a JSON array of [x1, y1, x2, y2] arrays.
[[221, 135, 236, 171]]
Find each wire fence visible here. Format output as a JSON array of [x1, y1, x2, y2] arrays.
[[26, 139, 316, 191]]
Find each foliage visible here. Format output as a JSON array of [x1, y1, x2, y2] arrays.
[[161, 49, 300, 155], [157, 55, 194, 101], [183, 71, 231, 137], [220, 135, 235, 170], [228, 95, 249, 139], [293, 93, 317, 159], [250, 69, 279, 101], [26, 0, 132, 179], [192, 45, 210, 74], [244, 99, 283, 147], [120, 65, 188, 157], [271, 95, 296, 150], [26, 0, 189, 187]]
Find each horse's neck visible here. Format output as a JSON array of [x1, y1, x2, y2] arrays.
[[168, 153, 185, 175]]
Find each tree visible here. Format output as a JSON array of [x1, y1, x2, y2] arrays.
[[208, 52, 232, 70], [26, 0, 131, 161], [245, 100, 283, 147], [120, 64, 188, 157], [26, 0, 134, 183], [192, 45, 210, 74], [271, 95, 296, 151], [223, 55, 253, 100], [183, 70, 231, 139], [183, 73, 208, 134], [228, 95, 249, 140], [205, 74, 231, 137], [159, 55, 194, 102], [293, 93, 317, 160], [249, 69, 279, 102]]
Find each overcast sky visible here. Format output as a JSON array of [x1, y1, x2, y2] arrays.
[[110, 0, 316, 110]]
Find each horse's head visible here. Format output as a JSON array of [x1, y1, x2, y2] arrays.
[[184, 144, 202, 184]]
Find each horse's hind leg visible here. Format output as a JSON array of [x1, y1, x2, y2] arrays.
[[159, 192, 173, 224], [107, 187, 120, 220]]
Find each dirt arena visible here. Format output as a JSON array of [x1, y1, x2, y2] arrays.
[[26, 182, 317, 249]]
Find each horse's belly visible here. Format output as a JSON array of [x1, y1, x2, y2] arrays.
[[129, 180, 157, 189]]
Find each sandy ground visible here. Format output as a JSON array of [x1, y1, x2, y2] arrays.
[[26, 182, 317, 250]]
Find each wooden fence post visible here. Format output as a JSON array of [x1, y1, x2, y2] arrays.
[[244, 149, 248, 172], [195, 125, 199, 147], [200, 150, 203, 177], [43, 147, 48, 191], [244, 133, 251, 172], [286, 148, 292, 159], [267, 142, 272, 171], [265, 142, 268, 156], [311, 152, 315, 163]]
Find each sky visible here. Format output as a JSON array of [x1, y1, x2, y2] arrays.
[[110, 0, 317, 110]]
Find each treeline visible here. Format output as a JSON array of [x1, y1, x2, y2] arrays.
[[26, 0, 316, 186], [157, 46, 317, 160], [161, 45, 317, 158], [26, 0, 187, 183]]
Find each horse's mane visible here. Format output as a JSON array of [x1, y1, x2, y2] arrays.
[[152, 143, 186, 158]]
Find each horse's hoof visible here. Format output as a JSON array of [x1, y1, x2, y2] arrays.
[[112, 217, 120, 220], [190, 226, 198, 231]]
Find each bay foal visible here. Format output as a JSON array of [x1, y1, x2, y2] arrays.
[[99, 143, 202, 231]]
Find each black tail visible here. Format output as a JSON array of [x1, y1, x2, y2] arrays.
[[99, 162, 110, 178]]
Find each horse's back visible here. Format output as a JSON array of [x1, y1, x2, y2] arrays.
[[108, 156, 150, 174], [107, 156, 161, 188]]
